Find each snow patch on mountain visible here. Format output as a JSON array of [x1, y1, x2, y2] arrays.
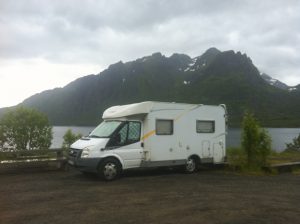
[[261, 73, 289, 90], [289, 87, 297, 91]]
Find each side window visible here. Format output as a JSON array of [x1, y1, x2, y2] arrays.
[[196, 120, 215, 133], [156, 119, 173, 135]]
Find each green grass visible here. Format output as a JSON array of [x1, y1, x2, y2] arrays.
[[292, 167, 300, 175], [269, 150, 300, 164], [226, 147, 264, 174], [226, 147, 300, 175]]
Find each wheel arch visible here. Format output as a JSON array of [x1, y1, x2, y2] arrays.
[[188, 154, 201, 165], [97, 155, 124, 170]]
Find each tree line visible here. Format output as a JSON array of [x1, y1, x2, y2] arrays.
[[0, 107, 52, 150], [0, 107, 81, 151]]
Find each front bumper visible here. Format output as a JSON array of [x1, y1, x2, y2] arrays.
[[68, 148, 103, 173]]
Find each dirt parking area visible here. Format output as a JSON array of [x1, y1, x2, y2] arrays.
[[0, 168, 300, 224]]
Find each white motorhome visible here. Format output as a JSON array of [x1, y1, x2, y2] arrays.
[[68, 101, 227, 180]]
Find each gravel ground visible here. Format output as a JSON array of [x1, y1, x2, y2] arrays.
[[0, 168, 300, 224]]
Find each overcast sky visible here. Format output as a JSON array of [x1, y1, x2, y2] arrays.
[[0, 0, 299, 108]]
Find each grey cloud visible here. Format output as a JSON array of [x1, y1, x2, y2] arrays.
[[0, 0, 300, 84]]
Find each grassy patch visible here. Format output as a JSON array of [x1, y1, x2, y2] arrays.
[[269, 150, 300, 165], [292, 167, 300, 175], [226, 147, 266, 175], [226, 147, 300, 175], [226, 147, 247, 170]]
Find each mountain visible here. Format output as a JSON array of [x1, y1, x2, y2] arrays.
[[261, 73, 289, 90], [2, 48, 300, 127]]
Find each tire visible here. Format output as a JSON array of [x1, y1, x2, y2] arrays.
[[98, 158, 122, 181], [185, 157, 198, 173]]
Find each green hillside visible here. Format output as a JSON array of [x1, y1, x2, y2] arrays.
[[2, 48, 300, 127]]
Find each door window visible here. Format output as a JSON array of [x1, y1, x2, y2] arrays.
[[108, 121, 141, 147], [128, 122, 141, 143]]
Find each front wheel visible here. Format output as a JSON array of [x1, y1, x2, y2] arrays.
[[185, 157, 198, 173], [98, 158, 122, 181]]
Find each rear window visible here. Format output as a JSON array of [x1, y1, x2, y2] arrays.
[[196, 120, 215, 133]]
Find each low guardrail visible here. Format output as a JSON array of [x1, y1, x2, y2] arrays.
[[0, 149, 67, 172]]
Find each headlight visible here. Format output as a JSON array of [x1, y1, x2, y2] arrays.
[[81, 147, 91, 158]]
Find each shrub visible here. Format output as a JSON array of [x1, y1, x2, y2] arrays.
[[0, 107, 53, 151], [241, 112, 271, 168], [62, 129, 82, 150], [226, 147, 247, 170], [0, 126, 6, 149], [285, 134, 300, 152]]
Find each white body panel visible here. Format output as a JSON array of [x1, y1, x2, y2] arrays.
[[112, 141, 143, 168], [70, 101, 227, 171], [142, 103, 226, 164]]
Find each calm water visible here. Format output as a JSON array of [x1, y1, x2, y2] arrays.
[[52, 126, 95, 149], [52, 126, 300, 152], [227, 128, 300, 151]]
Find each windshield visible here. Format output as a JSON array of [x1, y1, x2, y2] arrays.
[[89, 121, 123, 138]]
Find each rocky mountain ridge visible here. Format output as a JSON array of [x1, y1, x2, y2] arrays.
[[1, 48, 300, 127]]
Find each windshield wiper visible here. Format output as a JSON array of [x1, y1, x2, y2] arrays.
[[88, 135, 101, 138]]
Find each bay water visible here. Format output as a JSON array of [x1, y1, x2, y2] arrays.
[[52, 126, 300, 152]]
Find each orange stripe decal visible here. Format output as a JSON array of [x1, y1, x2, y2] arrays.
[[141, 130, 155, 140]]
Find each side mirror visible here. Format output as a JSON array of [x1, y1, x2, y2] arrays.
[[111, 133, 121, 145], [115, 134, 121, 143]]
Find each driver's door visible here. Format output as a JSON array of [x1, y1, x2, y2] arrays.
[[111, 121, 143, 169]]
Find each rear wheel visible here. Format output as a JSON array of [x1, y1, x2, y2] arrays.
[[185, 157, 198, 173], [98, 158, 122, 181]]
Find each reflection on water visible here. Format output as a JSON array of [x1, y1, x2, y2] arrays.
[[52, 126, 300, 152]]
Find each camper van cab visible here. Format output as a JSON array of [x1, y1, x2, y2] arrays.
[[68, 101, 227, 180]]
